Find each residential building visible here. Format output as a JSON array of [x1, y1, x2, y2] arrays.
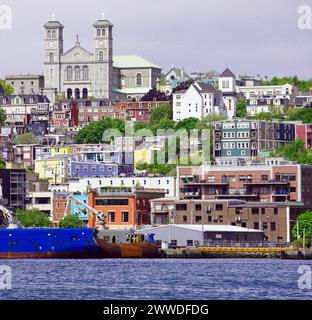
[[295, 124, 312, 148], [52, 192, 69, 226], [26, 191, 53, 216], [149, 160, 312, 242], [51, 100, 79, 128], [0, 169, 26, 210], [213, 119, 296, 158], [173, 82, 225, 121], [13, 144, 42, 168], [218, 68, 237, 119], [5, 74, 45, 95], [70, 161, 118, 178]]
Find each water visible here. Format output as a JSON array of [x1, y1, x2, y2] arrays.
[[0, 259, 312, 300]]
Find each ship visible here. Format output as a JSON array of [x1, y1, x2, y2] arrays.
[[93, 229, 160, 258], [0, 228, 102, 259], [0, 197, 159, 259]]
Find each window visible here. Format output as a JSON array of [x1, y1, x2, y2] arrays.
[[49, 53, 54, 62], [122, 211, 129, 223], [52, 30, 56, 38], [82, 66, 89, 80], [261, 175, 269, 181], [187, 240, 194, 247], [136, 73, 142, 87], [102, 29, 105, 36], [263, 222, 268, 230], [108, 211, 115, 223], [97, 29, 101, 36], [216, 204, 223, 211], [261, 208, 265, 215], [254, 222, 259, 229], [219, 216, 224, 223], [195, 216, 202, 222], [195, 204, 202, 211], [252, 208, 259, 214], [271, 222, 276, 231], [183, 216, 188, 222], [75, 66, 81, 80], [99, 51, 104, 61], [274, 208, 278, 215], [66, 66, 73, 80], [176, 204, 187, 211]]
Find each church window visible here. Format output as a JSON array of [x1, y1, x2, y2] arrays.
[[75, 66, 81, 80], [136, 73, 142, 87], [99, 68, 104, 80], [102, 29, 105, 36], [82, 66, 89, 80], [99, 51, 104, 61], [66, 66, 73, 80], [49, 53, 54, 62], [97, 29, 101, 37], [47, 30, 51, 38], [51, 30, 56, 38]]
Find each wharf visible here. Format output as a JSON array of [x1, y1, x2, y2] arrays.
[[160, 247, 312, 259]]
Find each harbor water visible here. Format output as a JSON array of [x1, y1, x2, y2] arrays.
[[0, 259, 312, 300]]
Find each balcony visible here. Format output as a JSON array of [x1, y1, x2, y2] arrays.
[[185, 179, 229, 186], [244, 179, 289, 186], [184, 191, 202, 199]]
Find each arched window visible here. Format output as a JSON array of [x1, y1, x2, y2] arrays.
[[82, 88, 88, 99], [99, 51, 104, 61], [51, 30, 56, 38], [49, 53, 54, 62], [75, 66, 81, 80], [82, 66, 89, 80], [47, 30, 51, 38], [67, 88, 73, 99], [99, 68, 104, 80], [97, 29, 101, 36], [75, 88, 80, 99], [136, 73, 142, 87], [102, 29, 105, 36], [66, 66, 73, 80]]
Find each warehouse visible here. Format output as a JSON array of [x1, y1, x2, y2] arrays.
[[138, 224, 264, 247]]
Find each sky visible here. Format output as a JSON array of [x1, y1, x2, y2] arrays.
[[0, 0, 312, 79]]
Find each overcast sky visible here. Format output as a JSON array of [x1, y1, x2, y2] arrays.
[[0, 0, 311, 79]]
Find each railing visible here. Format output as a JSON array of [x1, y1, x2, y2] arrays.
[[202, 240, 290, 248]]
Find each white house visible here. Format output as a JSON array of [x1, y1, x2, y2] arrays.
[[173, 82, 226, 121], [218, 68, 237, 119]]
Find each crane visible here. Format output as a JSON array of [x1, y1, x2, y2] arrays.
[[0, 204, 23, 229], [64, 195, 108, 230]]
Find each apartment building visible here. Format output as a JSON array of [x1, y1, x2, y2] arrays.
[[295, 124, 312, 148], [213, 119, 295, 158], [150, 160, 312, 242]]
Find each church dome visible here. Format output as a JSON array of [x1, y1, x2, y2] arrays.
[[93, 19, 113, 28], [43, 21, 64, 29]]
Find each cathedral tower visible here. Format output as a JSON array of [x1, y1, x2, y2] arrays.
[[93, 16, 113, 99], [43, 18, 64, 96]]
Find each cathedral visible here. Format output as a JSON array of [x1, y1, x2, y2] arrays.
[[43, 17, 162, 102]]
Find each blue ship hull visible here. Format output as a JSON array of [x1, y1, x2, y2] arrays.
[[0, 228, 102, 259]]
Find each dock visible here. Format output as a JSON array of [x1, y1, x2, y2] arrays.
[[160, 247, 312, 259]]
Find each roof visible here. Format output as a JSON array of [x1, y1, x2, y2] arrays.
[[43, 21, 64, 29], [1, 94, 50, 104], [113, 55, 161, 69], [219, 68, 236, 78], [93, 19, 113, 28], [194, 82, 217, 93], [140, 224, 263, 233], [165, 67, 191, 80]]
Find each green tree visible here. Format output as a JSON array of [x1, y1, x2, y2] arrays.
[[292, 211, 312, 243], [59, 214, 86, 228], [16, 209, 51, 228], [236, 99, 247, 118], [175, 117, 199, 132], [0, 106, 6, 125], [149, 104, 173, 125], [0, 80, 14, 95], [75, 118, 125, 144], [14, 132, 36, 145]]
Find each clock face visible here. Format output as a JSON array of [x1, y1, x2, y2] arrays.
[[48, 42, 55, 48], [98, 40, 104, 47]]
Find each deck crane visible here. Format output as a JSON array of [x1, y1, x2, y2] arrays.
[[64, 195, 108, 230], [0, 204, 23, 229]]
